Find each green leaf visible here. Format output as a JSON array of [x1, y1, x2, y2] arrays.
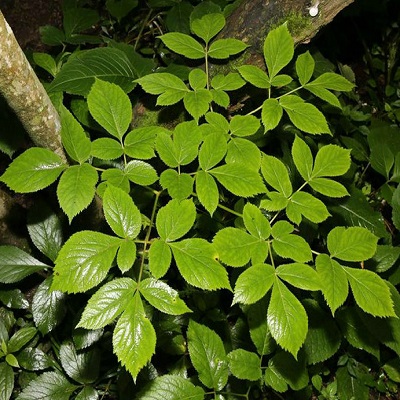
[[305, 85, 341, 108], [264, 23, 294, 79], [33, 52, 57, 77], [307, 72, 354, 91], [160, 170, 193, 200], [233, 263, 275, 305], [191, 13, 225, 44], [148, 239, 172, 279], [32, 277, 67, 335], [336, 366, 369, 400], [272, 232, 312, 263], [57, 164, 98, 223], [6, 354, 19, 368], [8, 327, 36, 353], [260, 191, 289, 211], [40, 25, 65, 46], [160, 33, 205, 59], [60, 106, 91, 163], [117, 239, 136, 273], [1, 148, 66, 193], [101, 168, 130, 193], [369, 244, 400, 273], [261, 98, 283, 131], [280, 95, 330, 134], [213, 227, 259, 267], [344, 267, 395, 317], [226, 138, 261, 169], [205, 112, 230, 134], [166, 2, 193, 34], [113, 294, 156, 380], [327, 226, 378, 262], [156, 199, 196, 242], [172, 121, 202, 165], [78, 278, 136, 329], [243, 203, 271, 239], [302, 299, 342, 364], [188, 68, 207, 90], [312, 144, 351, 178], [261, 155, 292, 197], [210, 163, 266, 197], [208, 38, 248, 59], [237, 65, 270, 89], [264, 360, 288, 393], [155, 131, 178, 168], [292, 135, 313, 181], [91, 138, 123, 160], [0, 246, 49, 284], [0, 363, 14, 400], [316, 254, 348, 314], [139, 375, 205, 400], [49, 48, 137, 95], [276, 263, 321, 291], [106, 0, 138, 20], [187, 320, 228, 390], [16, 371, 77, 400], [271, 220, 294, 236], [229, 115, 261, 137], [59, 341, 100, 384], [286, 191, 330, 224], [267, 279, 308, 357], [270, 74, 292, 87], [87, 79, 132, 140], [52, 231, 121, 293], [210, 72, 245, 91], [0, 289, 29, 310], [183, 89, 212, 121], [370, 143, 394, 178], [309, 178, 349, 198], [195, 171, 219, 216], [228, 349, 261, 381], [124, 126, 159, 160], [103, 185, 142, 239], [124, 160, 158, 186], [170, 239, 230, 290], [75, 386, 98, 400], [199, 132, 227, 171], [296, 51, 315, 85], [140, 278, 191, 315], [211, 89, 230, 107]]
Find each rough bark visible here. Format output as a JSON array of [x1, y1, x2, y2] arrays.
[[0, 11, 66, 161]]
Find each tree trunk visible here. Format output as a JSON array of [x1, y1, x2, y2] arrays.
[[0, 11, 66, 161]]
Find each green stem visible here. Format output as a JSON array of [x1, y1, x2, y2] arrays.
[[134, 9, 152, 51]]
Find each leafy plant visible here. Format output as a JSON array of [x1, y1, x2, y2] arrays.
[[1, 4, 400, 399]]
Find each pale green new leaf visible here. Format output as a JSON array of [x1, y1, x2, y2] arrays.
[[148, 239, 172, 279], [270, 74, 293, 87], [76, 278, 137, 329], [261, 155, 292, 197], [243, 203, 271, 239], [292, 135, 313, 181], [183, 89, 212, 121], [187, 320, 228, 390], [316, 254, 348, 314], [210, 73, 245, 91], [139, 375, 205, 400], [195, 171, 219, 216], [156, 199, 196, 242], [264, 23, 294, 79], [59, 106, 91, 163], [57, 164, 98, 223], [309, 177, 349, 198], [272, 234, 312, 263], [229, 115, 261, 137], [312, 144, 351, 178], [117, 239, 136, 272], [124, 160, 158, 186], [191, 13, 225, 44], [228, 349, 262, 381], [113, 293, 156, 380], [199, 132, 227, 171], [213, 227, 259, 267], [267, 278, 308, 357], [286, 191, 330, 224], [52, 231, 121, 293], [261, 98, 283, 131], [159, 33, 205, 59], [87, 79, 132, 140], [210, 163, 266, 197], [327, 226, 378, 262], [160, 169, 193, 200], [304, 85, 341, 108], [233, 263, 275, 305], [226, 138, 261, 169], [1, 148, 66, 193], [280, 95, 330, 134], [307, 72, 354, 91], [237, 65, 270, 89], [276, 263, 321, 291], [16, 371, 77, 400], [188, 69, 207, 90], [344, 267, 395, 317], [140, 278, 191, 315], [91, 138, 123, 160], [296, 51, 315, 85], [103, 185, 142, 239], [170, 239, 230, 290], [0, 246, 49, 284], [208, 39, 248, 59], [271, 220, 294, 236]]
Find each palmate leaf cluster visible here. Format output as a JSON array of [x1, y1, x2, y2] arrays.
[[1, 5, 400, 399]]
